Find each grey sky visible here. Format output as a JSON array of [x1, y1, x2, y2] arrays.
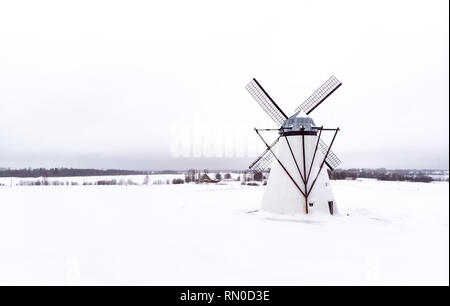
[[0, 0, 448, 170]]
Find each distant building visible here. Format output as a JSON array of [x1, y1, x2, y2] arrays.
[[198, 173, 218, 183]]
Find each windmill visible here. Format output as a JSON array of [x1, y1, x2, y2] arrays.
[[246, 76, 342, 215]]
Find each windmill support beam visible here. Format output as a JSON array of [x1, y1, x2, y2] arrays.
[[254, 129, 306, 198], [307, 128, 339, 198], [301, 127, 309, 214], [285, 136, 306, 185], [255, 127, 292, 132], [312, 127, 340, 131], [306, 126, 323, 183]]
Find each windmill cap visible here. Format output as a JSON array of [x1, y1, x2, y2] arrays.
[[280, 111, 317, 135]]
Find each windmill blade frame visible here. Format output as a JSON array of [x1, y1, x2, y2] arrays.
[[295, 75, 342, 115], [245, 78, 288, 126], [249, 138, 280, 172], [318, 138, 341, 170]]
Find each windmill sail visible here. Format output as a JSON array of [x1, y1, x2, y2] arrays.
[[249, 138, 280, 172], [246, 78, 288, 126], [295, 75, 342, 115], [318, 139, 341, 170]]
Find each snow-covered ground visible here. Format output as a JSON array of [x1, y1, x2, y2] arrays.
[[0, 178, 448, 285]]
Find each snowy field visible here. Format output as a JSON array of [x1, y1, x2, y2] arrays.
[[0, 177, 448, 285]]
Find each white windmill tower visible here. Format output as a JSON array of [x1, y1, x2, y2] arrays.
[[246, 76, 342, 215]]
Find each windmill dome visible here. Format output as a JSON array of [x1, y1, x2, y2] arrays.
[[280, 111, 316, 135]]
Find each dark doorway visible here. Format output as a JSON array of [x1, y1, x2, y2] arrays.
[[328, 201, 334, 215]]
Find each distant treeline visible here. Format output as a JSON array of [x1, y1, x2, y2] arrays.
[[327, 168, 441, 183], [1, 167, 447, 184], [0, 168, 146, 178]]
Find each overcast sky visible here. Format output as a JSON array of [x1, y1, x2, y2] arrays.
[[0, 0, 448, 170]]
